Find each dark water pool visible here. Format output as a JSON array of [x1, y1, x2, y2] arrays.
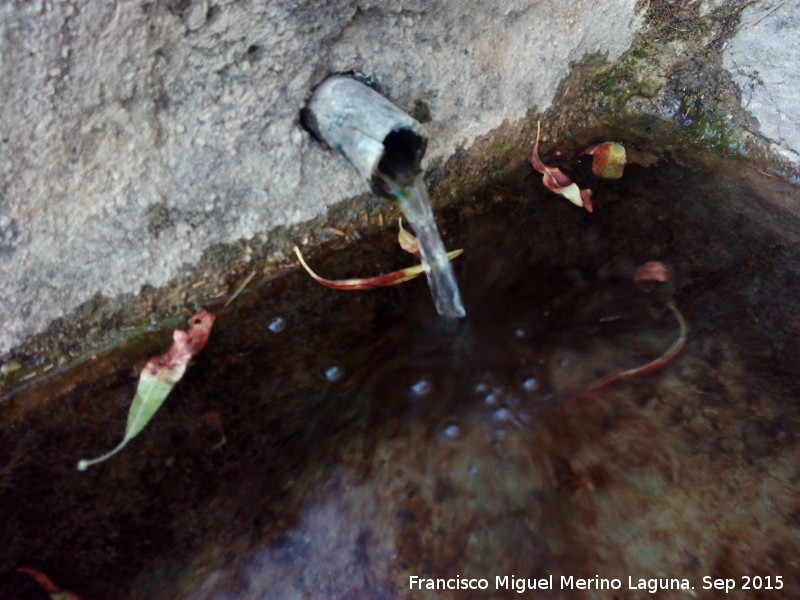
[[1, 153, 799, 599]]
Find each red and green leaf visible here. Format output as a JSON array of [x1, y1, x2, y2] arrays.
[[530, 122, 593, 212], [571, 262, 686, 402], [582, 141, 626, 179], [77, 312, 215, 471], [294, 245, 463, 290]]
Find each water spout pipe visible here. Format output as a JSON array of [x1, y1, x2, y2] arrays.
[[302, 76, 427, 195]]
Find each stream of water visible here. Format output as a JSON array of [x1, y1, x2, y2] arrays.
[[393, 176, 466, 319]]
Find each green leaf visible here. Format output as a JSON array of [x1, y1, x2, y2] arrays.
[[77, 312, 215, 471]]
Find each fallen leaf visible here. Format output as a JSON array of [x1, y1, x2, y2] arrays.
[[582, 141, 626, 179], [17, 568, 82, 600], [633, 261, 669, 283], [77, 312, 215, 471], [397, 218, 421, 257], [530, 121, 593, 212], [571, 262, 683, 402], [570, 301, 686, 402], [294, 245, 463, 290]]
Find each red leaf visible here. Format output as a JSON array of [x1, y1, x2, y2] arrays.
[[634, 261, 670, 283], [17, 568, 83, 600], [143, 311, 215, 383], [570, 302, 687, 402], [294, 246, 463, 290], [531, 122, 592, 211]]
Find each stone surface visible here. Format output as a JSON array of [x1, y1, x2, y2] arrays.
[[0, 0, 643, 356], [723, 0, 800, 165]]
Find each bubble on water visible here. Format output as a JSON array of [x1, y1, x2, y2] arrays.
[[473, 381, 490, 394], [268, 316, 286, 333], [514, 327, 526, 338], [325, 366, 343, 382], [484, 392, 500, 406], [410, 379, 432, 397], [522, 377, 539, 391], [484, 386, 503, 406], [441, 422, 463, 441], [599, 313, 621, 323], [493, 406, 512, 422], [468, 463, 479, 476], [558, 357, 572, 369]]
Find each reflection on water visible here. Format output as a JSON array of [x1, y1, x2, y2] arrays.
[[1, 157, 799, 600]]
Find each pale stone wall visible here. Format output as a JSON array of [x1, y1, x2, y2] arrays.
[[723, 0, 800, 165]]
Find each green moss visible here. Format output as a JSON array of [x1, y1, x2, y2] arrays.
[[411, 99, 432, 124], [492, 138, 516, 164], [0, 361, 22, 387], [584, 62, 640, 112], [681, 88, 744, 153], [581, 38, 662, 112]]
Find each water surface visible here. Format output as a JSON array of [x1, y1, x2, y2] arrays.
[[1, 155, 799, 600]]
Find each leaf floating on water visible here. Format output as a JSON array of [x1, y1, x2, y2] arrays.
[[530, 121, 593, 212], [294, 245, 463, 290], [582, 141, 627, 179], [397, 218, 421, 257], [77, 311, 216, 471], [17, 568, 83, 600]]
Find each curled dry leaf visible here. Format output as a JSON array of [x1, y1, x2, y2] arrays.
[[530, 121, 593, 212], [77, 311, 216, 471], [582, 141, 626, 179], [294, 245, 463, 290], [17, 568, 83, 600], [397, 218, 421, 257]]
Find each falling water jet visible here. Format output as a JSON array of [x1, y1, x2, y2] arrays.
[[302, 75, 466, 319]]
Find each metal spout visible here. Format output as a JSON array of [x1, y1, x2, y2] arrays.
[[302, 76, 427, 195]]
